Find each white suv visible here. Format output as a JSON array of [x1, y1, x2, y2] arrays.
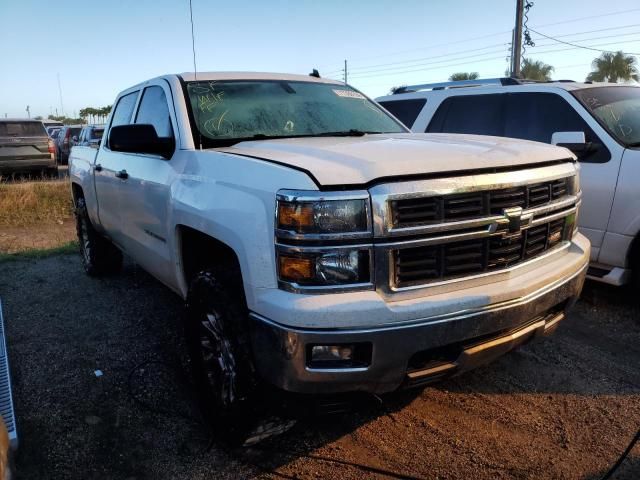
[[377, 78, 640, 286]]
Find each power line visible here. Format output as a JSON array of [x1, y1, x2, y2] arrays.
[[328, 24, 639, 79], [315, 30, 512, 71], [526, 37, 640, 57], [319, 9, 640, 75], [532, 8, 640, 29], [531, 23, 639, 40], [347, 36, 640, 82], [532, 30, 640, 49], [529, 27, 640, 55], [347, 54, 509, 80], [352, 49, 505, 78], [345, 43, 508, 73]]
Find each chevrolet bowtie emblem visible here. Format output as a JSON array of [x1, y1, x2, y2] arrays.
[[502, 206, 531, 233]]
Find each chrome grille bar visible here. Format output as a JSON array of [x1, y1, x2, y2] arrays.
[[370, 161, 581, 300]]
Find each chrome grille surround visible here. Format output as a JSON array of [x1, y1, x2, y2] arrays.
[[370, 162, 581, 300]]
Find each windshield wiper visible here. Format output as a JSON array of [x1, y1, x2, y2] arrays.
[[249, 130, 383, 140], [219, 130, 387, 146], [626, 142, 640, 147], [313, 129, 370, 137]]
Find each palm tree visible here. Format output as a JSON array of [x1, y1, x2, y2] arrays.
[[586, 51, 639, 82], [100, 106, 111, 123], [520, 58, 554, 81], [449, 72, 479, 81]]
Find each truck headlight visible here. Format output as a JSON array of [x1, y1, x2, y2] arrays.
[[276, 191, 370, 237], [278, 249, 371, 286], [276, 190, 374, 292]]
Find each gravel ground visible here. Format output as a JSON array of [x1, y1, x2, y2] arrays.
[[0, 253, 638, 479]]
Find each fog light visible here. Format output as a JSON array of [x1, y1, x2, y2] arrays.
[[307, 343, 372, 369], [311, 345, 354, 362]]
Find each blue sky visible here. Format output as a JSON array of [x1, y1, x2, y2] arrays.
[[1, 0, 639, 118]]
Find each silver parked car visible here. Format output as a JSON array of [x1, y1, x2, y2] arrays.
[[0, 119, 57, 177]]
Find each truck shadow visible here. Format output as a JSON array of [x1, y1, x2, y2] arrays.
[[3, 255, 639, 479], [113, 263, 640, 477]]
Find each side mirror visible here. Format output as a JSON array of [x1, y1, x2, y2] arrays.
[[72, 135, 79, 143], [551, 131, 592, 154], [109, 124, 175, 159]]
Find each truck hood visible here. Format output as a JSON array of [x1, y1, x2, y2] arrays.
[[216, 133, 573, 186]]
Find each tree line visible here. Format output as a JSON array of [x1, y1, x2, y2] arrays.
[[42, 105, 112, 125], [391, 50, 639, 93], [450, 51, 639, 83]]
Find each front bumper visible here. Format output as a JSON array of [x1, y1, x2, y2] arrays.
[[249, 238, 589, 395]]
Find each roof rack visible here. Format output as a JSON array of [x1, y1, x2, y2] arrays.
[[392, 77, 579, 94], [393, 78, 521, 94]]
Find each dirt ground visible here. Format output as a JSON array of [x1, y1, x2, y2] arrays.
[[0, 222, 76, 254], [0, 254, 638, 479]]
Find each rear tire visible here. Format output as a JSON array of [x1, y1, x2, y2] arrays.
[[185, 267, 259, 446], [75, 197, 122, 276]]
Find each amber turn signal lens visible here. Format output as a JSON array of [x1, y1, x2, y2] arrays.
[[278, 203, 314, 230], [279, 255, 314, 282]]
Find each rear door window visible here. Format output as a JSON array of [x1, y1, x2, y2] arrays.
[[0, 122, 47, 137], [426, 94, 504, 136], [379, 99, 426, 128], [504, 92, 610, 163]]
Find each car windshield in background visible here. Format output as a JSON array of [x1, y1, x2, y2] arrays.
[[572, 86, 640, 147], [185, 80, 406, 147], [0, 121, 47, 137]]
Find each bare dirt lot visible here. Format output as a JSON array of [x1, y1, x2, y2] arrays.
[[0, 254, 638, 479]]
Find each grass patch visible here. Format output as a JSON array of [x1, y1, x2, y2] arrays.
[[0, 179, 73, 227], [0, 241, 78, 263]]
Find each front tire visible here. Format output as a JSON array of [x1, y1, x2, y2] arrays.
[[75, 197, 122, 276], [185, 268, 258, 445]]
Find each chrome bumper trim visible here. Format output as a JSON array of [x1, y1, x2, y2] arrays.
[[248, 262, 587, 394]]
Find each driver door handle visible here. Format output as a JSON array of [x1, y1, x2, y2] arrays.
[[115, 169, 129, 180]]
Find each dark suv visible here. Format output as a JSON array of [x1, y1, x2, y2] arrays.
[[0, 119, 57, 177], [56, 125, 83, 165]]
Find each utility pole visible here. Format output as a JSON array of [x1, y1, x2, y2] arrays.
[[26, 105, 30, 119], [57, 73, 65, 117], [511, 0, 524, 78], [343, 59, 348, 84]]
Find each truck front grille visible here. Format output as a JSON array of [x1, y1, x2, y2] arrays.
[[391, 178, 568, 228], [393, 218, 566, 288]]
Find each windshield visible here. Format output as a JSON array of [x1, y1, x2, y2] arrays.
[[185, 80, 406, 147], [572, 86, 640, 147]]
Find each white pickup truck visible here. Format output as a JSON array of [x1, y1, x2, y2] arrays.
[[69, 72, 589, 438]]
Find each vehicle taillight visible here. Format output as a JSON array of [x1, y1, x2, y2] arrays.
[[63, 130, 70, 145], [48, 139, 56, 160]]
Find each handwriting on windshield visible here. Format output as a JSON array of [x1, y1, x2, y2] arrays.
[[190, 82, 234, 136], [585, 96, 602, 109]]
